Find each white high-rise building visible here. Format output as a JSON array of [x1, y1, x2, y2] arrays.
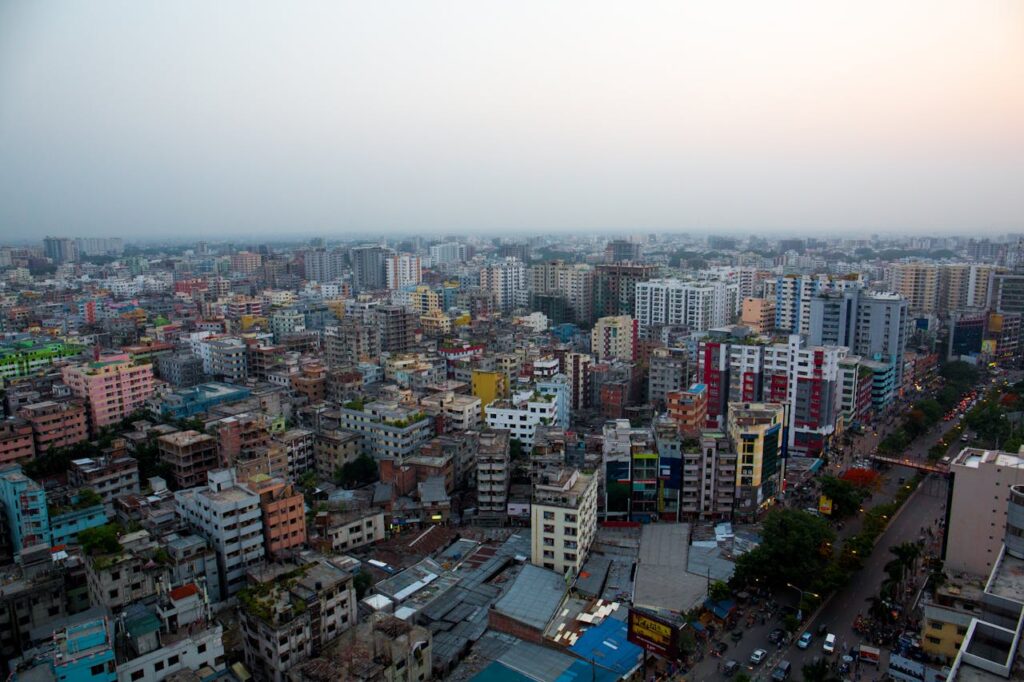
[[429, 242, 466, 265], [175, 469, 266, 597], [480, 258, 528, 311], [634, 278, 739, 335], [531, 468, 598, 577], [385, 254, 422, 290]]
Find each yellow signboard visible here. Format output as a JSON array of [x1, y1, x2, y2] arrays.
[[818, 495, 833, 516], [628, 609, 676, 656]]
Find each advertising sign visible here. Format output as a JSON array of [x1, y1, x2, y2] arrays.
[[818, 495, 833, 515], [627, 609, 677, 657]]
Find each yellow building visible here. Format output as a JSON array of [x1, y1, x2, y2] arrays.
[[726, 402, 786, 515], [921, 581, 984, 662], [409, 285, 441, 315], [420, 310, 452, 336], [471, 369, 508, 418]]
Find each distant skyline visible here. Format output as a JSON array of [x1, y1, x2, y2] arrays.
[[1, 1, 1022, 238]]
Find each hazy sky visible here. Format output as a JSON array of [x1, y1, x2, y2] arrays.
[[1, 1, 1022, 239]]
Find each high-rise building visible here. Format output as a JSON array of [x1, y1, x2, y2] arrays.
[[480, 258, 528, 311], [429, 241, 466, 265], [740, 297, 776, 335], [159, 430, 220, 489], [727, 402, 786, 518], [634, 279, 739, 335], [350, 244, 391, 292], [230, 251, 262, 274], [61, 352, 156, 435], [944, 448, 1024, 577], [648, 347, 689, 408], [374, 305, 417, 353], [593, 263, 659, 320], [591, 315, 638, 362], [302, 247, 346, 283], [477, 430, 510, 519], [889, 262, 940, 313], [808, 289, 909, 406], [530, 468, 598, 576], [604, 239, 641, 263], [43, 236, 78, 264], [175, 469, 266, 597], [770, 273, 864, 335], [385, 253, 422, 290], [324, 318, 382, 367]]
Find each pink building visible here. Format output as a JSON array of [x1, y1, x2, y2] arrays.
[[62, 352, 156, 435], [0, 419, 35, 466]]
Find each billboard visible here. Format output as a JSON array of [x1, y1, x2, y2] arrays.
[[818, 495, 833, 515], [627, 609, 678, 658]]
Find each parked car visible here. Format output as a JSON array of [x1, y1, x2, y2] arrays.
[[770, 660, 792, 681], [750, 649, 768, 665], [797, 632, 813, 649], [723, 660, 740, 677], [768, 628, 785, 644], [730, 630, 744, 642], [823, 633, 836, 654]]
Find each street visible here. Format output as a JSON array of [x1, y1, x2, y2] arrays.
[[684, 381, 984, 681]]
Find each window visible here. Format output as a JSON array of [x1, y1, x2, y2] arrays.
[[198, 643, 207, 654], [155, 661, 165, 672], [168, 655, 179, 666], [131, 670, 145, 681], [91, 664, 105, 676]]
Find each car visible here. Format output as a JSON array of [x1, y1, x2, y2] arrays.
[[730, 629, 744, 642], [823, 633, 836, 654], [723, 660, 740, 677], [768, 628, 785, 644], [770, 660, 792, 681], [797, 632, 813, 649], [750, 649, 768, 665]]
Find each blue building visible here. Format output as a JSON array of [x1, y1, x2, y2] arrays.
[[0, 464, 49, 555], [11, 617, 116, 682], [536, 375, 570, 430], [50, 503, 107, 548], [159, 382, 252, 419]]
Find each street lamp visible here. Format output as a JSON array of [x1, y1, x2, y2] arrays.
[[786, 583, 820, 621]]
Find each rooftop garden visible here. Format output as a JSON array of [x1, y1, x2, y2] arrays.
[[238, 564, 315, 624]]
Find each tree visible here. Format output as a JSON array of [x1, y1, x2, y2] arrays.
[[709, 580, 731, 602], [75, 488, 103, 508], [802, 658, 841, 682], [819, 476, 866, 519], [336, 453, 378, 488], [732, 509, 835, 590], [79, 524, 122, 555], [941, 361, 979, 388]]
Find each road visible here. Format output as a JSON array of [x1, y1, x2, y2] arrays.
[[685, 379, 992, 682]]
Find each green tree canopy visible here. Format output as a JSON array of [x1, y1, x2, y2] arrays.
[[732, 509, 835, 591], [820, 476, 867, 518]]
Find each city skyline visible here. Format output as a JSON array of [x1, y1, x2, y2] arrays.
[[1, 0, 1023, 238]]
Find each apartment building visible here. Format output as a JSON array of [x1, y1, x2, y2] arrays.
[[374, 304, 418, 353], [647, 346, 689, 409], [314, 429, 363, 479], [480, 258, 528, 311], [68, 454, 140, 513], [175, 469, 266, 597], [634, 279, 739, 335], [276, 428, 315, 478], [312, 509, 386, 553], [336, 401, 433, 461], [239, 560, 357, 682], [944, 448, 1024, 577], [593, 262, 659, 319], [419, 390, 482, 432], [18, 400, 88, 453], [0, 464, 49, 554], [156, 351, 205, 387], [484, 378, 569, 449], [591, 315, 638, 362], [740, 296, 775, 335], [385, 253, 422, 289], [323, 318, 381, 367], [666, 384, 708, 436], [888, 262, 940, 313], [0, 419, 34, 467], [62, 352, 155, 434], [85, 529, 162, 611], [476, 430, 510, 519], [244, 475, 306, 558], [158, 430, 219, 489], [530, 467, 598, 576], [727, 402, 786, 519]]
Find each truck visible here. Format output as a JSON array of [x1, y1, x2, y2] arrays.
[[858, 645, 881, 665]]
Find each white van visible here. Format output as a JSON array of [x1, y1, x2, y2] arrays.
[[823, 633, 836, 654]]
